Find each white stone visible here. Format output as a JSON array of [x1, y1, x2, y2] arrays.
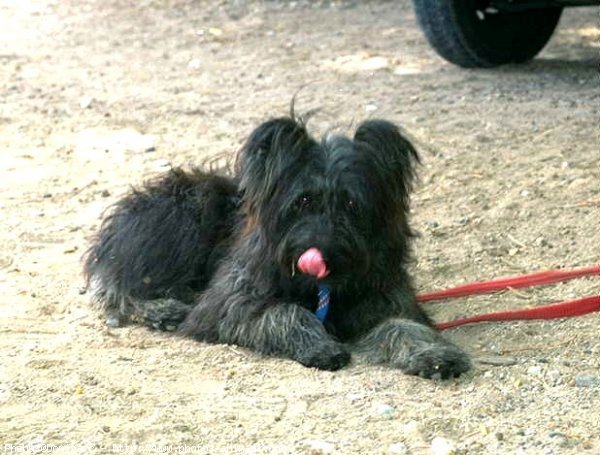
[[303, 439, 334, 453], [430, 436, 455, 455], [388, 442, 408, 454], [372, 403, 395, 417]]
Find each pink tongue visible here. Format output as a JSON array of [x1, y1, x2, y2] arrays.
[[297, 248, 329, 279]]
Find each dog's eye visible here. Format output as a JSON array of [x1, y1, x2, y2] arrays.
[[295, 195, 313, 210], [346, 199, 357, 212]]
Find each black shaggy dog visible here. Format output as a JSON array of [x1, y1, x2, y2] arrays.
[[84, 115, 471, 378]]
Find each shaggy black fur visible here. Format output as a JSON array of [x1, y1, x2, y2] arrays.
[[84, 115, 471, 377]]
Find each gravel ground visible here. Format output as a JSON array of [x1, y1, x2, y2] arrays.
[[1, 1, 599, 453]]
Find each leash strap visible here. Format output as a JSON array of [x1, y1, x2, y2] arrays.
[[436, 295, 600, 330], [418, 264, 600, 302], [415, 264, 600, 330]]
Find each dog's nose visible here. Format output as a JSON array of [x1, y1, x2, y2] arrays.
[[297, 248, 329, 279]]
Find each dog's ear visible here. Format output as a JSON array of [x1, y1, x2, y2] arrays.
[[236, 117, 313, 216], [353, 120, 420, 212]]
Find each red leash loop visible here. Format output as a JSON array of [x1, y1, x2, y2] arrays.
[[435, 295, 600, 330], [418, 264, 600, 302], [415, 264, 600, 330]]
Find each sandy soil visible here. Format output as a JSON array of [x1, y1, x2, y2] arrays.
[[1, 0, 599, 453]]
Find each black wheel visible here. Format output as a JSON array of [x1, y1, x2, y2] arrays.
[[412, 0, 563, 68]]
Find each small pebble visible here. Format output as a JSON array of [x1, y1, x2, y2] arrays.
[[474, 134, 492, 143], [373, 403, 395, 417], [152, 158, 171, 169], [547, 370, 562, 385], [527, 365, 542, 376], [388, 442, 408, 454], [575, 374, 599, 388], [561, 161, 573, 169], [430, 436, 455, 455], [303, 439, 334, 454], [188, 58, 202, 70], [548, 431, 567, 438], [548, 431, 569, 447], [208, 27, 223, 37], [346, 392, 364, 402], [105, 315, 120, 328], [399, 420, 422, 439], [79, 96, 93, 109], [477, 355, 518, 367]]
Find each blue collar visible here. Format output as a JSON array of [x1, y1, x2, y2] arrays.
[[315, 283, 331, 322]]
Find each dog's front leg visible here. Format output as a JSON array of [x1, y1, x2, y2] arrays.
[[354, 319, 471, 379], [227, 303, 351, 371], [182, 298, 351, 371]]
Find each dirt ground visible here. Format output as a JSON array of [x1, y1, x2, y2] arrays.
[[1, 0, 599, 453]]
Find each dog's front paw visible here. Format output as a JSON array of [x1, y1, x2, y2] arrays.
[[297, 342, 351, 371], [404, 344, 472, 379]]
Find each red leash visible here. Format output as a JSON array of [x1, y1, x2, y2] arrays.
[[416, 264, 600, 330]]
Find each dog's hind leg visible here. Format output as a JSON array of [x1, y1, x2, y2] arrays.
[[84, 168, 238, 327], [86, 278, 192, 330], [354, 319, 471, 379], [129, 298, 192, 331], [86, 277, 130, 328]]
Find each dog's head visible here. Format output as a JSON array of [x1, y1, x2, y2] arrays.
[[235, 116, 420, 286]]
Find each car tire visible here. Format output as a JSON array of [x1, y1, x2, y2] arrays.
[[412, 0, 563, 68]]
